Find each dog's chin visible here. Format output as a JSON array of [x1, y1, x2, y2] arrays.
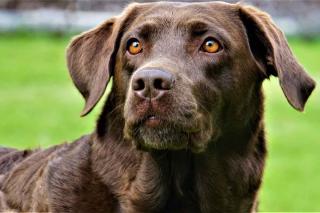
[[132, 125, 189, 151], [124, 117, 216, 153]]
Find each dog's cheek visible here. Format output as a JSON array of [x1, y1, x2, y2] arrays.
[[186, 80, 223, 152], [122, 78, 141, 139], [193, 78, 222, 114], [123, 90, 134, 131], [189, 115, 213, 153], [113, 56, 134, 115], [189, 107, 223, 153], [113, 61, 128, 96]]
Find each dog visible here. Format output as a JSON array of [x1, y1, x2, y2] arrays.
[[0, 2, 315, 212]]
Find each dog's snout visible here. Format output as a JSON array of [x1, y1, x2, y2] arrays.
[[131, 69, 174, 99]]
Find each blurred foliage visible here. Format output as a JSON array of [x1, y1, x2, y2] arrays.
[[0, 33, 319, 211]]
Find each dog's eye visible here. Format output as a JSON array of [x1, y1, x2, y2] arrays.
[[127, 38, 143, 55], [201, 38, 221, 53]]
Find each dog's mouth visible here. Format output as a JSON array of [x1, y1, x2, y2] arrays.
[[124, 107, 215, 153], [143, 115, 162, 128]]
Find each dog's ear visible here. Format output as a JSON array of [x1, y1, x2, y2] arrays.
[[239, 5, 316, 111], [67, 19, 116, 116], [67, 4, 141, 116]]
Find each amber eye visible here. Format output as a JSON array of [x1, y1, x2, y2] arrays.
[[127, 38, 142, 55], [201, 38, 221, 53]]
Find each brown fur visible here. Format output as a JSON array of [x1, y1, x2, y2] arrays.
[[0, 2, 315, 212]]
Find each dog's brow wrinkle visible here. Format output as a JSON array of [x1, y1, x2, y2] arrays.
[[136, 23, 159, 39], [186, 20, 209, 29], [181, 20, 210, 36], [135, 22, 158, 30]]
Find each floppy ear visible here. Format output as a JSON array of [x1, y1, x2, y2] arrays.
[[239, 5, 316, 111], [67, 4, 142, 116], [67, 19, 117, 116]]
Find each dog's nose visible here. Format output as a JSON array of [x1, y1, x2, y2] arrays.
[[131, 69, 174, 99]]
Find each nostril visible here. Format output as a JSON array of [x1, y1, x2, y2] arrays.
[[153, 78, 163, 90], [153, 78, 172, 90], [133, 78, 145, 91]]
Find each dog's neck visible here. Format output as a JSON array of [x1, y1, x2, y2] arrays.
[[91, 90, 265, 212]]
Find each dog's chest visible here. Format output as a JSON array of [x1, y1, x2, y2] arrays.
[[97, 151, 191, 212], [117, 151, 211, 212], [43, 139, 263, 213], [117, 150, 262, 213]]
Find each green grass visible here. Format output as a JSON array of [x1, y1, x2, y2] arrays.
[[0, 34, 99, 148], [0, 34, 319, 211]]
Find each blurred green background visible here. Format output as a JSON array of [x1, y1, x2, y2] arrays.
[[0, 33, 319, 211]]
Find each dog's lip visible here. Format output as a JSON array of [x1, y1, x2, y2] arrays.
[[131, 112, 203, 132], [144, 115, 162, 128]]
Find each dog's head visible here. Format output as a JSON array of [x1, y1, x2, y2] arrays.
[[67, 2, 315, 152]]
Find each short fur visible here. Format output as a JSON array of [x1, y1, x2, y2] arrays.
[[0, 2, 315, 212]]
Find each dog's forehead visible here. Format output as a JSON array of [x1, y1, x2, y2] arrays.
[[130, 2, 239, 29]]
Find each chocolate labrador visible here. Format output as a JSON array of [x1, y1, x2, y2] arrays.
[[0, 1, 315, 212]]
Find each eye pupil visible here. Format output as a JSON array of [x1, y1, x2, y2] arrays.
[[207, 41, 213, 46], [132, 41, 139, 48]]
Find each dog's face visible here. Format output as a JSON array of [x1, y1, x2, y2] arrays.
[[67, 2, 315, 152], [120, 3, 259, 152]]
